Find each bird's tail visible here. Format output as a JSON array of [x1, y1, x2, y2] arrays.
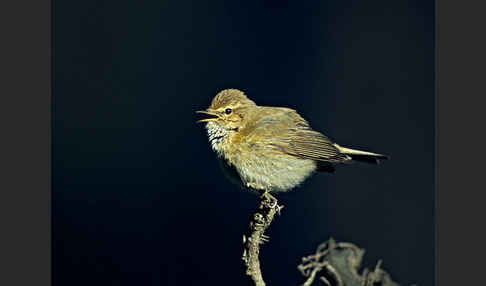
[[335, 144, 389, 165]]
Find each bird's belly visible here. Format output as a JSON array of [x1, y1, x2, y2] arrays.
[[229, 153, 317, 193]]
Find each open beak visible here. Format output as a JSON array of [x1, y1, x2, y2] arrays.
[[196, 110, 221, 123]]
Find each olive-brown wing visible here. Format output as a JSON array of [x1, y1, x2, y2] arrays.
[[244, 107, 350, 163], [284, 128, 350, 163]]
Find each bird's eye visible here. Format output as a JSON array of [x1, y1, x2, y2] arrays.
[[225, 108, 232, 115]]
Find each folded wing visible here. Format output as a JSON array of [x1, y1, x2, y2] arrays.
[[244, 107, 351, 163]]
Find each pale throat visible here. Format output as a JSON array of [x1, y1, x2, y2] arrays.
[[205, 122, 232, 156]]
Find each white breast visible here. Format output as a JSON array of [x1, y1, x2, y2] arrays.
[[205, 121, 317, 193]]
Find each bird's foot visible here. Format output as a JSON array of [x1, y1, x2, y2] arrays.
[[260, 191, 283, 215]]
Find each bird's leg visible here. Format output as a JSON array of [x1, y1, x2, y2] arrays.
[[261, 190, 276, 206]]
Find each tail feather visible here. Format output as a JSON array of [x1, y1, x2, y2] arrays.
[[335, 144, 389, 165]]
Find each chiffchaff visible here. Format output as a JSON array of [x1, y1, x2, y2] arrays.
[[197, 89, 388, 194]]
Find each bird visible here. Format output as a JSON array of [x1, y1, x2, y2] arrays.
[[196, 89, 388, 196]]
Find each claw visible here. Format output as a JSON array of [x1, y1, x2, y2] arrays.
[[260, 190, 284, 215], [275, 204, 284, 215], [268, 199, 278, 208]]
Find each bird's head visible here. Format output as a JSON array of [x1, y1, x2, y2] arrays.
[[196, 89, 257, 153]]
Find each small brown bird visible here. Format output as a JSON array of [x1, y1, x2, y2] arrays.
[[197, 89, 388, 194]]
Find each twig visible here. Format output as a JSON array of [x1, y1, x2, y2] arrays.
[[242, 192, 283, 286], [298, 238, 402, 286], [302, 263, 326, 286], [298, 238, 361, 286]]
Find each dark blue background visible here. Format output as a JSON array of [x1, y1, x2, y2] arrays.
[[53, 1, 434, 285]]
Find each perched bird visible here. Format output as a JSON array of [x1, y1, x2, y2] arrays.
[[197, 89, 388, 195]]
